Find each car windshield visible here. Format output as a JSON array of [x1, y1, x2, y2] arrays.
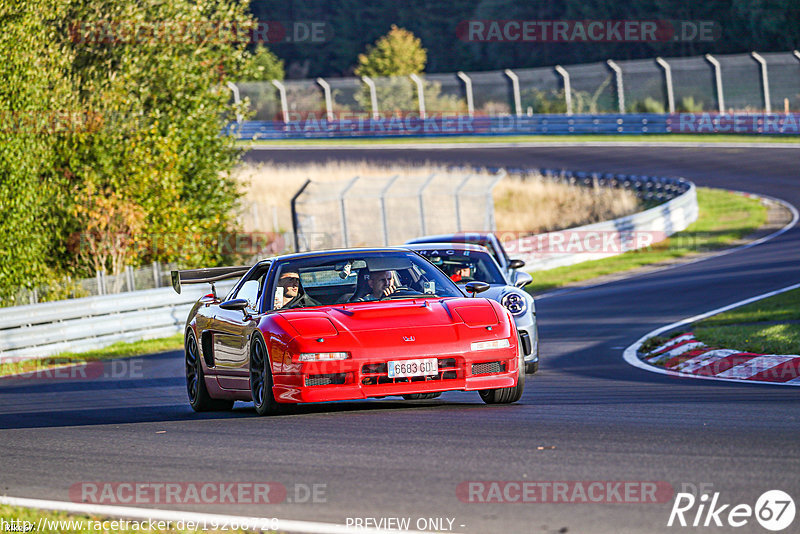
[[412, 248, 506, 285], [271, 250, 463, 309]]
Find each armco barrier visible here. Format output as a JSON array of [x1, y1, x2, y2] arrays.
[[469, 167, 698, 271], [0, 282, 235, 362], [228, 113, 800, 140], [227, 113, 669, 140]]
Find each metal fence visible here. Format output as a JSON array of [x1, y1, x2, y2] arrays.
[[6, 262, 179, 308], [233, 51, 800, 123], [290, 170, 506, 252]]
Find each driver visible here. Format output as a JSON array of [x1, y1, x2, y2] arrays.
[[356, 270, 397, 301], [449, 264, 473, 283]]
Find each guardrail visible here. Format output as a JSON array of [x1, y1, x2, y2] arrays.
[[498, 171, 697, 270], [0, 282, 234, 363], [0, 170, 697, 362]]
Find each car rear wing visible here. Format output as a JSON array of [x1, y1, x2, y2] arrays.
[[171, 266, 251, 295]]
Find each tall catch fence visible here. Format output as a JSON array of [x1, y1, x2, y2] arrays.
[[290, 171, 507, 253], [231, 50, 800, 132]]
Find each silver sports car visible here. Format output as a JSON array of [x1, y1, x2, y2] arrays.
[[407, 243, 539, 374]]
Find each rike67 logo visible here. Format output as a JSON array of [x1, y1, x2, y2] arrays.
[[668, 490, 795, 531]]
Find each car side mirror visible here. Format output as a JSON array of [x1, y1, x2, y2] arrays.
[[508, 259, 525, 269], [512, 271, 533, 288], [464, 281, 490, 297], [220, 298, 248, 311]]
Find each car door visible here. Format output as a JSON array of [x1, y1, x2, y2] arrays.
[[213, 264, 270, 391]]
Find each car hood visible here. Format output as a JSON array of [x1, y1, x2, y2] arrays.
[[278, 297, 500, 336]]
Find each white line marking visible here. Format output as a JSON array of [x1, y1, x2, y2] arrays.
[[623, 282, 800, 386], [245, 141, 800, 150], [0, 496, 452, 534]]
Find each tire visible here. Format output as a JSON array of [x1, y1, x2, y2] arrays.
[[249, 334, 284, 416], [185, 330, 233, 412], [402, 392, 442, 400], [525, 360, 539, 374], [479, 350, 525, 405]]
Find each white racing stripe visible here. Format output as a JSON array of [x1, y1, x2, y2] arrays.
[[623, 281, 800, 386], [0, 496, 455, 534]]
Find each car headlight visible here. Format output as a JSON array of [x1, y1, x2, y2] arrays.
[[471, 339, 510, 351], [501, 291, 528, 316], [298, 352, 350, 362]]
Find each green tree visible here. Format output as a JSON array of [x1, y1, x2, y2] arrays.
[[0, 0, 72, 303], [355, 25, 426, 77], [242, 45, 285, 81]]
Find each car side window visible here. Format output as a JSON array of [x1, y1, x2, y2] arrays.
[[231, 263, 270, 313]]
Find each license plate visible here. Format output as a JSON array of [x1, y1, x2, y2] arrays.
[[387, 358, 438, 378]]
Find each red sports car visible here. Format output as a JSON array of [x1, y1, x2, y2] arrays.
[[172, 248, 524, 415]]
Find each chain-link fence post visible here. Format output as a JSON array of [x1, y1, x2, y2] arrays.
[[504, 69, 522, 116], [457, 72, 474, 117], [152, 262, 160, 289], [655, 57, 675, 113], [271, 80, 289, 122], [409, 74, 426, 119], [554, 65, 573, 115], [361, 76, 379, 119], [705, 54, 725, 112], [751, 52, 771, 112], [316, 77, 334, 121], [607, 60, 625, 113], [226, 82, 243, 125]]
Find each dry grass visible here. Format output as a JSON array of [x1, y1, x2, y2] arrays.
[[234, 161, 641, 236], [493, 175, 640, 233]]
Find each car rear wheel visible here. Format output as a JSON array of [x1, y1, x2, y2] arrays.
[[186, 331, 233, 412], [525, 360, 539, 374], [402, 392, 442, 400], [479, 351, 525, 404], [250, 335, 283, 416]]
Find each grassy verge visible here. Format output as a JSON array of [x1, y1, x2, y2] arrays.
[[692, 288, 800, 354], [0, 504, 262, 533], [640, 288, 800, 358], [239, 134, 800, 146], [525, 187, 768, 293], [0, 333, 183, 378]]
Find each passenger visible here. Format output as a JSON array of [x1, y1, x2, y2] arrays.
[[275, 271, 319, 309]]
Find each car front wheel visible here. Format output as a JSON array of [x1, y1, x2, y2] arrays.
[[479, 351, 525, 405], [250, 335, 283, 416]]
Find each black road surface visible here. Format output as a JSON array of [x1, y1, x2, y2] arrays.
[[1, 145, 799, 533]]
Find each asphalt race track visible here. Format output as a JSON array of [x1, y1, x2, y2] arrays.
[[1, 145, 799, 533]]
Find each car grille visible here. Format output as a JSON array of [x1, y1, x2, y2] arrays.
[[305, 373, 347, 386], [360, 358, 460, 386], [471, 361, 506, 375]]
